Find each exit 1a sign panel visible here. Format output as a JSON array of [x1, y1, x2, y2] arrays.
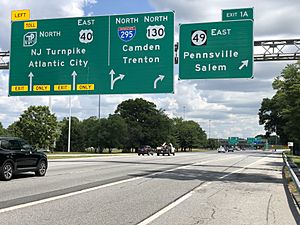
[[179, 20, 253, 79]]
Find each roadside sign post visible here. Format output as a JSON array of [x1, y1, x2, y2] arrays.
[[179, 20, 253, 79], [9, 11, 174, 96]]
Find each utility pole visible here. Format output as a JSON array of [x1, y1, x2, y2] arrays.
[[67, 96, 72, 153], [98, 95, 101, 119], [49, 96, 52, 113], [208, 120, 211, 140]]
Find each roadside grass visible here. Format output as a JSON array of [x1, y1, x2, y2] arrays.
[[179, 149, 211, 152], [293, 157, 300, 168], [284, 167, 298, 194], [285, 151, 300, 168], [48, 149, 128, 154], [48, 151, 94, 154]]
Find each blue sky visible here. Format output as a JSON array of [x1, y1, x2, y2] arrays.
[[86, 0, 154, 15]]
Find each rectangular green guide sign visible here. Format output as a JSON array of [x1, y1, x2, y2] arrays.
[[228, 137, 239, 145], [9, 11, 174, 96], [222, 8, 254, 21], [247, 137, 256, 144], [179, 20, 253, 79]]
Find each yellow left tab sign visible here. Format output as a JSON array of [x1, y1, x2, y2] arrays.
[[11, 9, 30, 21]]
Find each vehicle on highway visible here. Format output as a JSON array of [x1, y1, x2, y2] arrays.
[[0, 137, 48, 181], [217, 146, 226, 153], [137, 145, 154, 156], [156, 142, 175, 156], [227, 147, 234, 152], [234, 146, 241, 151]]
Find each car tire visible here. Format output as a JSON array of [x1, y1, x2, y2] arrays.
[[0, 161, 14, 181], [157, 153, 159, 156], [35, 160, 47, 176]]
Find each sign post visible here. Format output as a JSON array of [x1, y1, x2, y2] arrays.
[[179, 20, 253, 79], [9, 11, 174, 96]]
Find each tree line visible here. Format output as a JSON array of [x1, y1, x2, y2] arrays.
[[0, 98, 209, 152], [259, 60, 300, 155]]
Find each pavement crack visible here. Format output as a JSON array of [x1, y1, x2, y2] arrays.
[[207, 188, 223, 199], [266, 194, 273, 225], [211, 208, 216, 219]]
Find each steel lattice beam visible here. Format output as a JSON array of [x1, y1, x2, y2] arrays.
[[254, 39, 300, 61], [0, 51, 9, 70], [1, 39, 300, 69]]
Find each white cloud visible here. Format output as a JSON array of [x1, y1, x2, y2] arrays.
[[149, 0, 300, 39]]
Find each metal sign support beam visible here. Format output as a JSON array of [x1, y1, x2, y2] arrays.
[[1, 39, 300, 70]]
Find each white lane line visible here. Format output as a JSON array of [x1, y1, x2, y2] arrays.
[[0, 154, 242, 214], [139, 193, 193, 225], [218, 156, 267, 179], [0, 177, 142, 214], [138, 155, 270, 225]]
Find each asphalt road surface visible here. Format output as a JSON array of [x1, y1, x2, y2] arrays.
[[0, 150, 299, 225]]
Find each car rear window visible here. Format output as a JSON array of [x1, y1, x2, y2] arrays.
[[0, 140, 10, 149]]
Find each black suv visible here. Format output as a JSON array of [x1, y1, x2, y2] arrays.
[[0, 137, 48, 181]]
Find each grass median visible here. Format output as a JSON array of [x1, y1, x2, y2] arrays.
[[48, 155, 103, 160]]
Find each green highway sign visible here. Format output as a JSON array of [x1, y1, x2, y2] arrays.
[[222, 8, 254, 21], [247, 137, 255, 144], [9, 11, 174, 96], [228, 137, 239, 145], [179, 20, 253, 79]]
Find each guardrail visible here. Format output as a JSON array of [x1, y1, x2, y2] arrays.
[[283, 153, 300, 194]]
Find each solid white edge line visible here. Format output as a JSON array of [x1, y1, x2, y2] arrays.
[[0, 154, 242, 214], [137, 154, 271, 225]]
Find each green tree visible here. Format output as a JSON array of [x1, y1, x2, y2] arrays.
[[0, 122, 7, 136], [259, 61, 300, 154], [173, 118, 207, 151], [207, 138, 219, 150], [101, 114, 128, 153], [81, 116, 100, 150], [55, 117, 84, 152], [6, 121, 22, 137], [15, 106, 58, 149], [115, 98, 172, 150]]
